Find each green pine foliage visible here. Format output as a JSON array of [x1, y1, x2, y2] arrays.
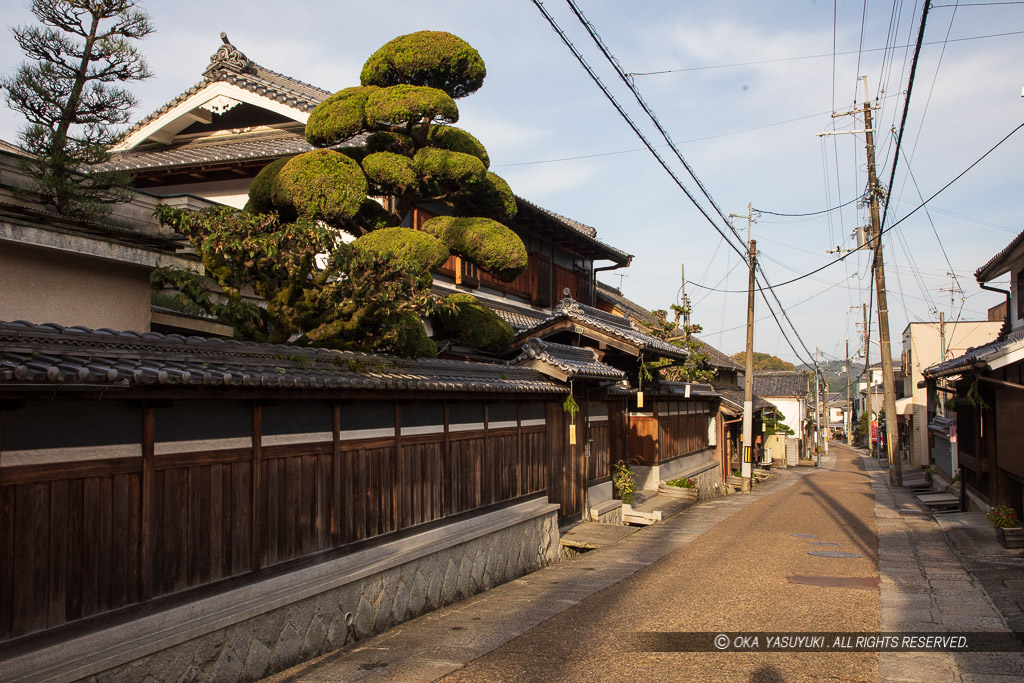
[[304, 86, 378, 147], [360, 31, 486, 99], [1, 0, 154, 219], [432, 293, 514, 353], [361, 152, 417, 193], [165, 31, 526, 356], [272, 150, 367, 223], [421, 216, 528, 282], [365, 85, 459, 129], [428, 125, 490, 167]]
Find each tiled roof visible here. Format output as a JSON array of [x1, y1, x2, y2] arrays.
[[515, 297, 689, 362], [0, 320, 566, 395], [96, 129, 370, 174], [0, 201, 185, 252], [595, 281, 742, 371], [711, 382, 775, 413], [0, 139, 29, 157], [923, 327, 1024, 378], [509, 338, 626, 381], [118, 35, 331, 143], [752, 371, 810, 398], [514, 198, 631, 265], [522, 200, 596, 238], [646, 381, 719, 399], [976, 227, 1024, 283], [491, 306, 548, 333]]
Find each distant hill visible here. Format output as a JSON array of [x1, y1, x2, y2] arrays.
[[797, 359, 865, 386], [730, 352, 796, 371]]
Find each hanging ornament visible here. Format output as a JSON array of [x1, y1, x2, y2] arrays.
[[637, 389, 644, 408]]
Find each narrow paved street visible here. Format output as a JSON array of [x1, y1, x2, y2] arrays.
[[266, 445, 1024, 682]]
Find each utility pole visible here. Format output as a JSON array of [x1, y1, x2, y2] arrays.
[[680, 264, 691, 328], [822, 78, 900, 483], [814, 360, 821, 466], [846, 339, 853, 445], [861, 78, 902, 486], [730, 204, 757, 494], [741, 238, 756, 492]]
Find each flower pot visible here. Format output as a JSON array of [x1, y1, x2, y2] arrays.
[[996, 526, 1024, 549]]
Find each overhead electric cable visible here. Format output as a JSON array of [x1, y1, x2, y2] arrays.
[[562, 0, 743, 246], [625, 30, 1024, 76], [684, 118, 1024, 293], [529, 0, 749, 261], [880, 0, 932, 232], [755, 192, 866, 217]]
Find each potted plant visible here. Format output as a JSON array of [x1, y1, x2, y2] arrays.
[[612, 461, 637, 505], [659, 477, 699, 504], [986, 505, 1024, 549]]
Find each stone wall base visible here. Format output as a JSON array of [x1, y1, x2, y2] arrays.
[[6, 499, 561, 683]]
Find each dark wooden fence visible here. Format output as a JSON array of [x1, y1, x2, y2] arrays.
[[0, 396, 570, 643], [628, 399, 712, 467]]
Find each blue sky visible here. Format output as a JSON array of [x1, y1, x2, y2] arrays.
[[2, 0, 1021, 367]]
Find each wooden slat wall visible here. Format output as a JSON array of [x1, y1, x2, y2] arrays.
[[0, 397, 564, 642], [587, 422, 610, 482], [630, 402, 711, 468]]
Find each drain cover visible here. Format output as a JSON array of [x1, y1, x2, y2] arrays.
[[809, 550, 862, 558], [792, 533, 818, 539], [811, 541, 843, 547], [788, 574, 880, 590]]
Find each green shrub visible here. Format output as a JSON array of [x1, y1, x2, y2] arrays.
[[305, 86, 378, 147], [453, 171, 516, 221], [428, 125, 489, 167], [665, 477, 697, 489], [272, 150, 368, 224], [392, 311, 438, 358], [361, 152, 416, 191], [412, 147, 485, 184], [352, 227, 449, 275], [366, 131, 415, 156], [432, 293, 513, 353], [245, 157, 293, 216], [356, 198, 397, 232], [421, 216, 527, 281], [365, 84, 458, 127], [360, 31, 486, 99]]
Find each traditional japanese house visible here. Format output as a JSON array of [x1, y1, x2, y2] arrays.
[[753, 371, 811, 461], [0, 320, 586, 681], [505, 295, 725, 515], [924, 227, 1024, 514], [0, 34, 660, 683], [94, 36, 633, 339], [594, 282, 769, 488], [0, 148, 199, 333]]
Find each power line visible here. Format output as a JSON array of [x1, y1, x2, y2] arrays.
[[683, 116, 1024, 294], [879, 0, 932, 235], [562, 0, 744, 248], [529, 0, 749, 263], [625, 29, 1024, 77], [754, 192, 866, 217]]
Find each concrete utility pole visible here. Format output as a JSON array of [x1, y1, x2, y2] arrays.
[[814, 354, 821, 467], [730, 203, 757, 493], [846, 339, 853, 446], [741, 238, 756, 492]]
